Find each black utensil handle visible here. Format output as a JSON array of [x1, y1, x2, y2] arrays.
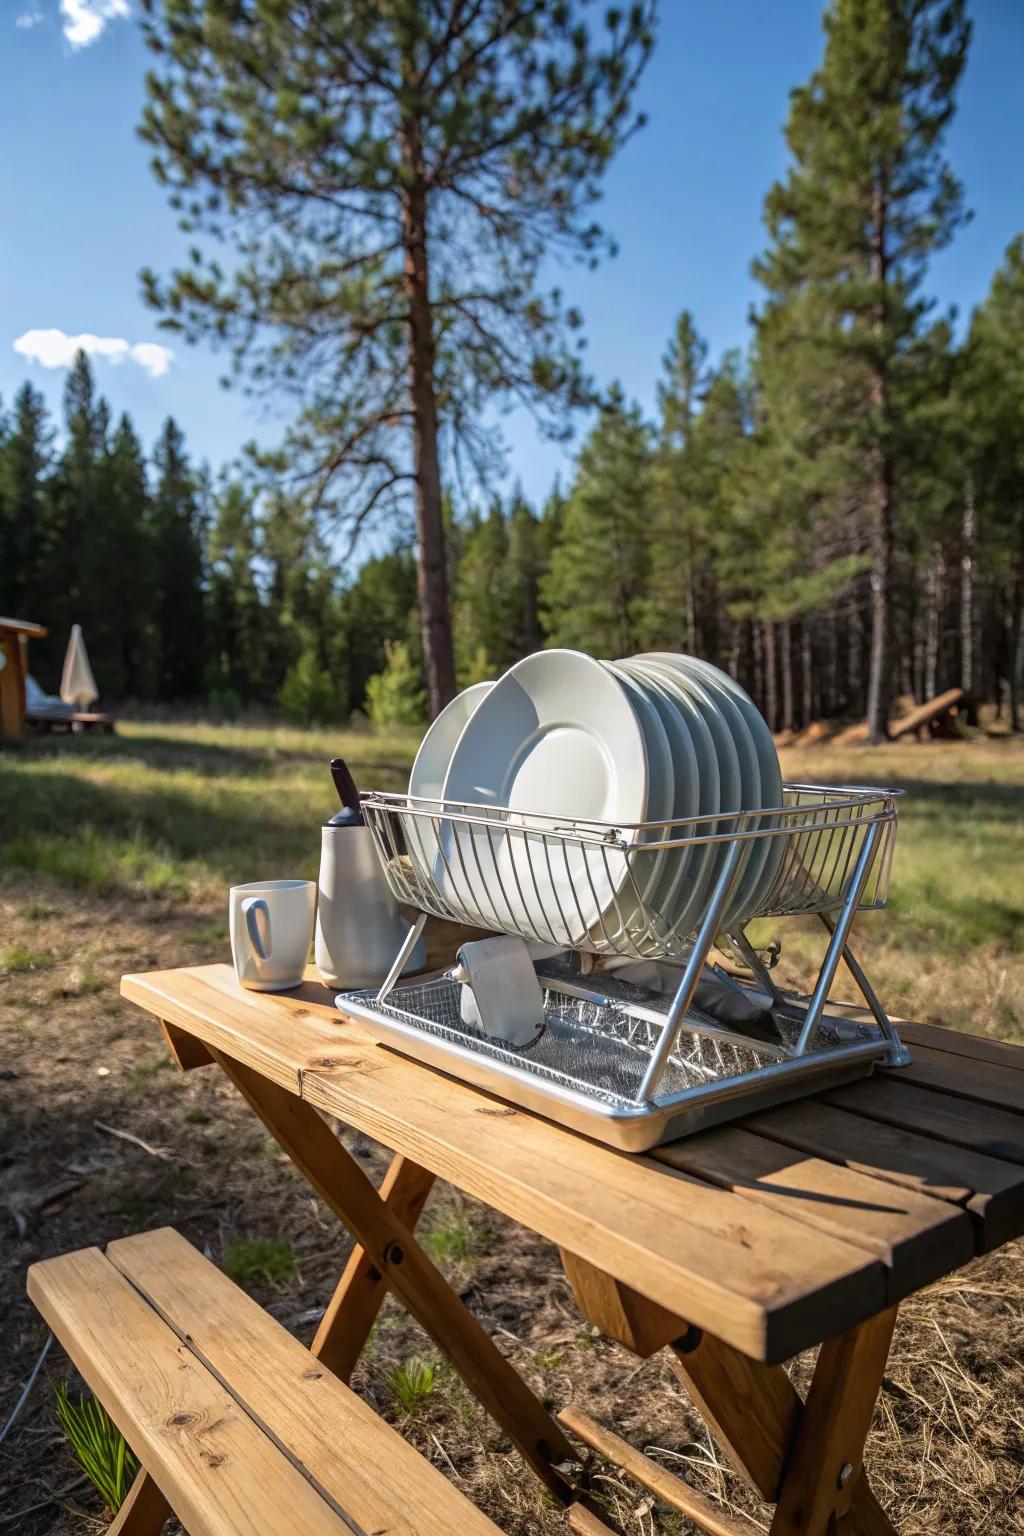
[[330, 757, 361, 812]]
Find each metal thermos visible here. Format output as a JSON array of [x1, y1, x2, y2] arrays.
[[315, 758, 426, 989]]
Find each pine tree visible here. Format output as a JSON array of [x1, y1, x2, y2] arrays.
[[138, 0, 654, 718], [541, 391, 653, 656], [964, 237, 1024, 728], [0, 383, 52, 635], [105, 414, 159, 699], [151, 418, 206, 700], [753, 0, 970, 741], [452, 503, 512, 684], [205, 478, 265, 702]]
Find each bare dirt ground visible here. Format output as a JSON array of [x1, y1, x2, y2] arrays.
[[2, 726, 1023, 1534]]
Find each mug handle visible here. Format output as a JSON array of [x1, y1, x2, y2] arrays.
[[242, 896, 272, 961]]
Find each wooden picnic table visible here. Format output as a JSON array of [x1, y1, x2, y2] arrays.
[[120, 959, 1024, 1536]]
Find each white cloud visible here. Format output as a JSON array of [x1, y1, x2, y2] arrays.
[[60, 0, 130, 49], [15, 11, 44, 28], [13, 328, 174, 380], [128, 341, 174, 378]]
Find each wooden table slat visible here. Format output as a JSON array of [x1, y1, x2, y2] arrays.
[[654, 1126, 974, 1300], [885, 1044, 1024, 1113], [824, 1076, 1024, 1165], [741, 1098, 1024, 1254], [895, 1019, 1024, 1074]]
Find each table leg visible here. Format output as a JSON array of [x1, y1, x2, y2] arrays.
[[107, 1468, 173, 1535], [670, 1321, 898, 1536], [312, 1153, 436, 1381], [559, 1252, 898, 1535], [210, 1047, 579, 1504]]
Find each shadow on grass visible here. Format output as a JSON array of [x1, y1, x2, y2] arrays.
[[0, 766, 320, 897]]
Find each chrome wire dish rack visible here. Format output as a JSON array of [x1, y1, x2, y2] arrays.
[[336, 785, 909, 1149]]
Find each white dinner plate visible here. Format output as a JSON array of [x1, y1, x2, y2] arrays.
[[629, 657, 721, 940], [682, 656, 785, 917], [617, 661, 700, 935], [410, 680, 494, 803], [603, 661, 674, 941], [408, 680, 493, 874], [440, 650, 649, 944]]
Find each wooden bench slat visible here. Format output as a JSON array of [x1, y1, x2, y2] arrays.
[[27, 1247, 346, 1536], [123, 965, 886, 1363], [883, 1044, 1024, 1114], [742, 1098, 1024, 1253], [824, 1077, 1024, 1166], [105, 1227, 499, 1536], [654, 1126, 973, 1300]]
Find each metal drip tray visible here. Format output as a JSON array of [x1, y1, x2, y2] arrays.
[[336, 972, 890, 1150]]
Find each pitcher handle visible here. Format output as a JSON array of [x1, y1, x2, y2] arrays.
[[242, 896, 271, 961]]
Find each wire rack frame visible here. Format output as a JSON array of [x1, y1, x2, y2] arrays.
[[360, 784, 900, 963]]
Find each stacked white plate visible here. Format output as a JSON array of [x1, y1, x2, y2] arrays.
[[407, 649, 783, 949]]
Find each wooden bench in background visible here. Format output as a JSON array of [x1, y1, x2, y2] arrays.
[[28, 1226, 507, 1536]]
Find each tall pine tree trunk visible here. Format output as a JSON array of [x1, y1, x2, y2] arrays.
[[924, 544, 943, 699], [865, 183, 893, 745], [762, 620, 778, 733], [780, 618, 794, 733], [801, 620, 813, 728], [960, 477, 975, 699], [1009, 571, 1023, 733], [401, 111, 455, 719]]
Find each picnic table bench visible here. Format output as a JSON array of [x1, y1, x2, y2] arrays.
[[31, 957, 1024, 1534]]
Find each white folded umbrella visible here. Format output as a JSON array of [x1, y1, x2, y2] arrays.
[[60, 623, 98, 709]]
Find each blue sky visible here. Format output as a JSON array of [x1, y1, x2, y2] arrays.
[[2, 0, 1022, 528]]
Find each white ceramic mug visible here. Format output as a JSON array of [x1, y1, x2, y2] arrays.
[[229, 879, 317, 992]]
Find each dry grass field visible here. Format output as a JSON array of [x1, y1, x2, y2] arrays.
[[1, 723, 1023, 1534]]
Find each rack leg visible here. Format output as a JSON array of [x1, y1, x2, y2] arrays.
[[725, 928, 785, 1009], [375, 912, 427, 1004], [793, 823, 882, 1056], [817, 913, 911, 1067], [634, 838, 745, 1103]]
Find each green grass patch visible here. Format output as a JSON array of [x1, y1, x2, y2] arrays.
[[222, 1237, 296, 1289], [0, 944, 54, 973], [422, 1206, 477, 1265], [385, 1358, 437, 1416]]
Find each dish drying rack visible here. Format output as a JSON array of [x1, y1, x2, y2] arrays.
[[336, 785, 909, 1149]]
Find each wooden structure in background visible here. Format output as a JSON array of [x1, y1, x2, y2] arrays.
[[0, 616, 46, 741], [112, 958, 1024, 1535]]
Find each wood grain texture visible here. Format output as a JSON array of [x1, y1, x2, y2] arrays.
[[655, 1124, 973, 1299], [131, 963, 885, 1361], [209, 1049, 579, 1503], [106, 1227, 499, 1536], [559, 1406, 759, 1536], [896, 1019, 1024, 1073], [885, 1043, 1024, 1113], [743, 1097, 1024, 1253], [27, 1247, 348, 1536], [826, 1077, 1024, 1165], [667, 1329, 895, 1533], [559, 1250, 689, 1357], [568, 1504, 620, 1536], [312, 1153, 436, 1381], [769, 1308, 898, 1535], [106, 1469, 172, 1536], [127, 963, 1024, 1361]]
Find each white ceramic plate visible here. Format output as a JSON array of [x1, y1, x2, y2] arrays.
[[603, 661, 674, 939], [408, 680, 493, 874], [617, 661, 700, 934], [440, 650, 649, 944], [682, 656, 784, 917], [410, 680, 494, 803], [629, 657, 721, 940]]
